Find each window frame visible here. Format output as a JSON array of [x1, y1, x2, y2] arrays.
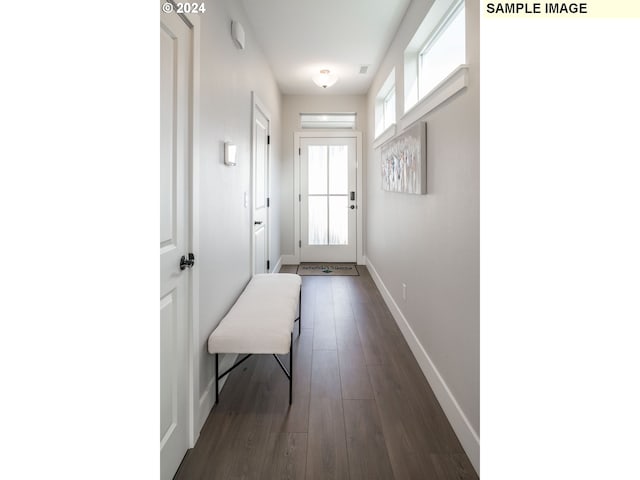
[[374, 69, 396, 140], [417, 0, 466, 101], [402, 0, 468, 118]]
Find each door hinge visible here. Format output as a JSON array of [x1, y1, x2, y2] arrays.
[[298, 194, 301, 202], [267, 197, 270, 207], [267, 135, 270, 145], [267, 260, 270, 270], [299, 240, 302, 248], [298, 147, 301, 155]]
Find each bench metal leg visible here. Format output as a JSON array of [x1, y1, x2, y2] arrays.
[[272, 332, 294, 405], [294, 288, 301, 336], [215, 353, 253, 404], [215, 353, 219, 404], [299, 289, 301, 335]]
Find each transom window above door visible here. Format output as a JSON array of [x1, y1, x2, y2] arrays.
[[300, 113, 356, 129]]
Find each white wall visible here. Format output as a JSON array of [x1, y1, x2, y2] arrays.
[[195, 0, 282, 430], [365, 0, 480, 468], [280, 95, 367, 257]]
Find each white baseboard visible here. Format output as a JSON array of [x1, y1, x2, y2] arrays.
[[272, 255, 283, 273], [365, 257, 480, 474], [197, 353, 238, 432], [280, 254, 299, 265]]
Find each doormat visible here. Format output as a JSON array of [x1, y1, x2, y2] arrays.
[[296, 263, 359, 276]]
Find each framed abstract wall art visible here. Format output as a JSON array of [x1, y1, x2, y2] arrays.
[[381, 122, 427, 194]]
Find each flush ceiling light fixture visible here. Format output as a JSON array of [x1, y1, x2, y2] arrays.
[[312, 69, 338, 89]]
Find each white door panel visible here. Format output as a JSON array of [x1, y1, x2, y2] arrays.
[[160, 7, 191, 480], [160, 291, 178, 444], [254, 226, 266, 274], [300, 137, 357, 262], [253, 103, 269, 274]]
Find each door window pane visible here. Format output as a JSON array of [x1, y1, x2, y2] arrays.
[[329, 196, 348, 245], [329, 145, 348, 194], [308, 146, 327, 194], [308, 196, 328, 245]]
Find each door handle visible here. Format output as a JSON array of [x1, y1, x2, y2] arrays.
[[254, 220, 263, 225], [180, 253, 195, 270], [349, 205, 356, 210]]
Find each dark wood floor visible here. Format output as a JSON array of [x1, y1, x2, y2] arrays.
[[175, 266, 478, 480]]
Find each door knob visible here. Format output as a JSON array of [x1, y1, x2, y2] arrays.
[[254, 220, 263, 225], [349, 205, 355, 210], [180, 253, 195, 270]]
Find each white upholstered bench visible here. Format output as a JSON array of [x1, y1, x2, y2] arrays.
[[207, 273, 302, 404]]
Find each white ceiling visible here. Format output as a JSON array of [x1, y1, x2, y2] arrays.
[[240, 0, 412, 95]]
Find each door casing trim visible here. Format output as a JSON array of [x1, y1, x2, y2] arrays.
[[293, 131, 364, 265]]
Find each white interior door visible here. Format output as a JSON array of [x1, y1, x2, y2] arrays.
[[300, 137, 357, 262], [160, 8, 191, 480], [253, 103, 269, 274]]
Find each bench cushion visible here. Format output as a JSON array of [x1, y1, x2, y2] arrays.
[[207, 273, 302, 355]]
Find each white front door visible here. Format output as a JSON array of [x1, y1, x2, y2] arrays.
[[253, 102, 269, 274], [160, 8, 191, 480], [300, 137, 357, 262]]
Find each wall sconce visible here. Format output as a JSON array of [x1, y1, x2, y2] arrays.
[[224, 142, 237, 166], [312, 69, 338, 89]]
